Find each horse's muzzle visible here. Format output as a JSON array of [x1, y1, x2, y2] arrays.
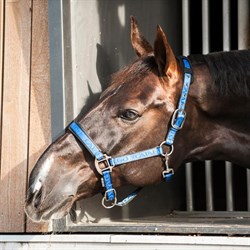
[[25, 190, 75, 222]]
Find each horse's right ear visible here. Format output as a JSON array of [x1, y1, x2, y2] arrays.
[[154, 25, 178, 80], [130, 16, 153, 57]]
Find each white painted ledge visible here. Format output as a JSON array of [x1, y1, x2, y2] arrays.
[[0, 234, 249, 250]]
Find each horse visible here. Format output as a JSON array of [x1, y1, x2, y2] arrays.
[[25, 17, 250, 222]]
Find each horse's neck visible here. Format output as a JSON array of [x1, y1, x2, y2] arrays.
[[185, 59, 250, 167]]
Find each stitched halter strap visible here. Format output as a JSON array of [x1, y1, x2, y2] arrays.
[[69, 56, 192, 209]]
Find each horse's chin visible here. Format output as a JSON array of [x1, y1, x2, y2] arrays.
[[25, 196, 75, 223]]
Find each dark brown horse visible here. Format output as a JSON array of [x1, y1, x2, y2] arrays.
[[25, 17, 250, 222]]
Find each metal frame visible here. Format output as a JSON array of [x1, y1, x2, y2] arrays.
[[53, 211, 250, 235], [49, 0, 250, 234]]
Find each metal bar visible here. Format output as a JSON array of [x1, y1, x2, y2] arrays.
[[223, 0, 231, 51], [185, 163, 193, 211], [202, 0, 213, 211], [202, 0, 210, 54], [182, 0, 193, 212], [48, 0, 65, 139], [247, 170, 250, 211], [238, 0, 250, 50], [225, 162, 234, 211], [62, 0, 74, 124], [182, 0, 190, 56], [222, 0, 234, 212], [238, 0, 250, 211], [205, 161, 213, 211]]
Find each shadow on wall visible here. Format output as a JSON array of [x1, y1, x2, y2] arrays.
[[97, 0, 182, 77], [79, 0, 182, 116]]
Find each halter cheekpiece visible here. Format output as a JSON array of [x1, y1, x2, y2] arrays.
[[69, 56, 192, 209]]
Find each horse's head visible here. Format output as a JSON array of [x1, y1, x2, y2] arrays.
[[25, 17, 188, 222]]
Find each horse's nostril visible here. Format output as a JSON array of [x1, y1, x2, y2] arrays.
[[33, 188, 43, 209]]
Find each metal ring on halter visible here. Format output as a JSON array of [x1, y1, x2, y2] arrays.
[[102, 188, 117, 209], [159, 141, 174, 157], [94, 154, 112, 175]]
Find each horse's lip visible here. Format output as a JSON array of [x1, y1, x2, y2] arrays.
[[25, 205, 43, 222], [25, 196, 75, 222], [41, 196, 75, 221]]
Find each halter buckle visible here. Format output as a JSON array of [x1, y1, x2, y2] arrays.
[[95, 154, 113, 175], [171, 108, 186, 130]]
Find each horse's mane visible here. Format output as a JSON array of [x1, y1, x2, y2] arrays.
[[111, 50, 250, 98], [189, 50, 250, 97]]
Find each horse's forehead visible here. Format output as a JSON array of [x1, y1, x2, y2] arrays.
[[106, 73, 161, 101]]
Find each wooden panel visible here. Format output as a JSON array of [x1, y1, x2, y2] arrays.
[[26, 0, 51, 232], [0, 0, 31, 232], [0, 0, 4, 136]]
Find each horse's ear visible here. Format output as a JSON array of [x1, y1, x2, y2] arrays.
[[154, 25, 178, 79], [130, 16, 153, 57]]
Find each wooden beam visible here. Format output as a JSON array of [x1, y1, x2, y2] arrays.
[[0, 0, 32, 232], [0, 0, 4, 135], [26, 0, 51, 232]]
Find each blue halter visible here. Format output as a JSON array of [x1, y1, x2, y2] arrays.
[[69, 56, 192, 208]]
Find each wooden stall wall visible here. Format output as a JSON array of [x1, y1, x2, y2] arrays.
[[0, 0, 50, 232]]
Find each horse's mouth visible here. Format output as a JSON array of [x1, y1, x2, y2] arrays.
[[25, 196, 75, 222]]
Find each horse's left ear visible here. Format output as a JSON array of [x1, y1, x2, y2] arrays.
[[154, 25, 178, 79], [131, 16, 153, 57]]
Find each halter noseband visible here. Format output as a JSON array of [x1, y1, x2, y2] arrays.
[[69, 56, 192, 209]]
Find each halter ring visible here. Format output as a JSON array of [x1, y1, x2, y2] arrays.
[[159, 142, 174, 157], [102, 188, 117, 209]]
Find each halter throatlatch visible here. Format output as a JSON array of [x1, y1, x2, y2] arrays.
[[69, 56, 192, 209]]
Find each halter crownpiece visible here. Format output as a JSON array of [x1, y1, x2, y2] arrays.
[[69, 56, 192, 209]]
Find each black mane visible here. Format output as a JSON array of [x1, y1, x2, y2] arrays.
[[189, 50, 250, 97]]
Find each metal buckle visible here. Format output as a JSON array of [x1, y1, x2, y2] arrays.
[[171, 108, 186, 130], [102, 188, 117, 209], [95, 154, 112, 175], [159, 142, 174, 157]]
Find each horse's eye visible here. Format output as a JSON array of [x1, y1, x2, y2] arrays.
[[120, 109, 140, 121]]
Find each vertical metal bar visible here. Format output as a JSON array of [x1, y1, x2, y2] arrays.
[[247, 170, 250, 211], [182, 0, 193, 212], [225, 162, 234, 211], [48, 0, 65, 140], [223, 0, 234, 211], [202, 0, 210, 54], [202, 0, 213, 211], [238, 0, 250, 211], [223, 0, 231, 51], [62, 0, 74, 124], [182, 0, 190, 56], [238, 0, 250, 50], [185, 163, 193, 211], [205, 161, 213, 211]]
